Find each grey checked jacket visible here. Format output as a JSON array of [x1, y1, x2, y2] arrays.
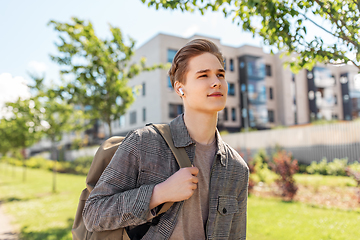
[[83, 114, 249, 240]]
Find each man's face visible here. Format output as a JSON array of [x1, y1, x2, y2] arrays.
[[181, 52, 228, 114]]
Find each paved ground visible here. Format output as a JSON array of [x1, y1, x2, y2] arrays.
[[0, 204, 18, 240]]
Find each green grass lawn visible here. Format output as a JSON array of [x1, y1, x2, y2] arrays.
[[0, 163, 359, 240], [248, 196, 360, 240], [0, 163, 85, 240], [294, 173, 358, 188]]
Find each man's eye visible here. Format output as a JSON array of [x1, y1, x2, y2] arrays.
[[218, 74, 225, 78], [199, 74, 207, 78]]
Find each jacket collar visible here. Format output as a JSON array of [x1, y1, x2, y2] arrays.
[[169, 114, 227, 166]]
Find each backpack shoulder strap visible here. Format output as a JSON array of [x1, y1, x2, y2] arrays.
[[153, 124, 192, 168], [151, 123, 192, 215]]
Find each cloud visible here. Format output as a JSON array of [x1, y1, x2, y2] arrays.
[[182, 24, 199, 38], [0, 73, 31, 118], [27, 61, 47, 74]]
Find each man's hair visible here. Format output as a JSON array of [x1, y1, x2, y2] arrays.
[[168, 38, 224, 88]]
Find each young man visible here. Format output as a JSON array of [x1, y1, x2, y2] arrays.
[[83, 39, 249, 239]]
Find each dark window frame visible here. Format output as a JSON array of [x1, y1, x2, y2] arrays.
[[130, 111, 137, 125], [228, 83, 235, 96], [265, 64, 272, 77], [167, 49, 178, 63], [230, 58, 234, 72], [268, 110, 275, 123], [169, 103, 184, 118], [142, 108, 146, 122], [224, 107, 228, 121], [231, 107, 236, 121]]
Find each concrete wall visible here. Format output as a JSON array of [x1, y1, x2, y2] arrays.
[[222, 120, 360, 164]]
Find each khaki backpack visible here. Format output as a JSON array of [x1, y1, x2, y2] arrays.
[[72, 124, 191, 240]]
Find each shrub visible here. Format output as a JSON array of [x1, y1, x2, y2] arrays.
[[345, 167, 360, 203], [298, 163, 308, 174], [26, 157, 48, 169], [306, 158, 356, 176], [350, 162, 360, 172], [326, 158, 347, 176], [253, 149, 277, 184], [306, 158, 328, 175], [270, 150, 299, 201]]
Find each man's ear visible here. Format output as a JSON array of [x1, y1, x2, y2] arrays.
[[174, 81, 184, 97]]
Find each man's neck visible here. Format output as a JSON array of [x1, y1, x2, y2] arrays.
[[183, 110, 217, 145]]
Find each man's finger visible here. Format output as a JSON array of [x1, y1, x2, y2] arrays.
[[188, 166, 199, 176]]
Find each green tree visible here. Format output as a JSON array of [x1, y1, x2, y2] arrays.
[[49, 17, 166, 136], [2, 98, 44, 181], [141, 0, 360, 72], [3, 98, 43, 154], [29, 76, 88, 160], [28, 75, 90, 192], [0, 119, 13, 157]]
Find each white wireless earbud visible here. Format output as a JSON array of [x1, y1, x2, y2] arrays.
[[179, 88, 184, 96]]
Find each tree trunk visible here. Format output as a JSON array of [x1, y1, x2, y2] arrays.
[[51, 138, 57, 193], [21, 147, 26, 182], [107, 120, 112, 137]]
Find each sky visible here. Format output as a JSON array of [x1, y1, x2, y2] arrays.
[[0, 0, 335, 113], [0, 0, 269, 112]]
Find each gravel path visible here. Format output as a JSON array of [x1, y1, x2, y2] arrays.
[[0, 204, 18, 240]]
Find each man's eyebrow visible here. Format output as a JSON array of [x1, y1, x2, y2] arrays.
[[196, 69, 210, 74], [196, 68, 225, 74]]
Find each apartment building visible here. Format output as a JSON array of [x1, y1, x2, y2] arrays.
[[99, 33, 360, 136]]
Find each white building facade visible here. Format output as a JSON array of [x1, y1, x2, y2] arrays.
[[107, 33, 360, 137]]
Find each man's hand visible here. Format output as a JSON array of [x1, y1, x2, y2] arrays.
[[149, 167, 199, 209]]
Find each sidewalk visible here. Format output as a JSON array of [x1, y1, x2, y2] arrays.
[[0, 204, 18, 240]]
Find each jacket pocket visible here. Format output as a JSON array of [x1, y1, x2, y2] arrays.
[[217, 195, 238, 216]]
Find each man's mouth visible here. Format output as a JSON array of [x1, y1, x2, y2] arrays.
[[208, 92, 223, 97]]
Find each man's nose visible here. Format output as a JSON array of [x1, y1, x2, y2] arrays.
[[211, 75, 221, 88]]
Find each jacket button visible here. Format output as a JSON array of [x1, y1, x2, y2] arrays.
[[222, 208, 227, 214]]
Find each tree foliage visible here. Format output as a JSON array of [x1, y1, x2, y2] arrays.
[[1, 98, 44, 154], [141, 0, 360, 72], [49, 17, 166, 136], [29, 75, 87, 144]]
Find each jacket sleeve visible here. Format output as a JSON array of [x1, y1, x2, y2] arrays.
[[230, 164, 249, 240], [82, 130, 155, 232]]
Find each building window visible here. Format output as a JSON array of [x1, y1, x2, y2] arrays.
[[169, 104, 183, 118], [269, 87, 273, 100], [142, 83, 146, 96], [223, 107, 228, 121], [265, 64, 272, 76], [167, 49, 177, 63], [334, 94, 337, 105], [224, 58, 226, 70], [142, 108, 146, 122], [230, 58, 234, 71], [228, 83, 235, 96], [119, 116, 125, 128], [130, 111, 137, 125], [231, 108, 236, 121], [268, 110, 274, 123], [167, 76, 173, 89]]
